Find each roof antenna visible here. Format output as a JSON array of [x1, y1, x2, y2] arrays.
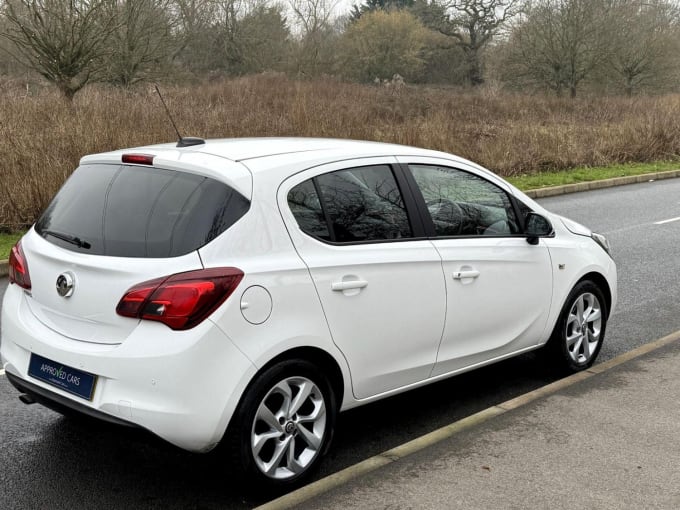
[[154, 84, 205, 148]]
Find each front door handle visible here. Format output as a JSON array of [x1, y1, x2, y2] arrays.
[[331, 280, 368, 291], [452, 270, 480, 280]]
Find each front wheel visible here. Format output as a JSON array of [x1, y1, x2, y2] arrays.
[[227, 359, 337, 488], [546, 280, 608, 373]]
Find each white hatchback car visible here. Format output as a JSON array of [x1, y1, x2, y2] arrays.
[[2, 138, 616, 486]]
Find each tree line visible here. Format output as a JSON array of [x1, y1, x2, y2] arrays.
[[1, 0, 679, 99]]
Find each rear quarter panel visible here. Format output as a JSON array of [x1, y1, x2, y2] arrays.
[[198, 165, 355, 410]]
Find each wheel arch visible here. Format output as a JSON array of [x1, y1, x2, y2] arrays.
[[542, 269, 614, 349], [259, 346, 345, 406], [235, 346, 346, 423], [577, 271, 612, 316]]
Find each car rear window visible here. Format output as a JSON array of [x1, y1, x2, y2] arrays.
[[35, 164, 250, 258]]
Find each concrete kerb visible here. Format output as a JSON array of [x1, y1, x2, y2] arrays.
[[523, 169, 680, 199], [256, 329, 680, 510]]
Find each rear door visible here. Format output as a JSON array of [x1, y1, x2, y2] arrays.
[[24, 162, 249, 344], [279, 158, 446, 399], [396, 157, 553, 376]]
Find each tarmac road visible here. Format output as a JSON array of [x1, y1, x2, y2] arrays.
[[1, 179, 679, 509]]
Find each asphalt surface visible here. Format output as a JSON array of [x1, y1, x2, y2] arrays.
[[1, 179, 679, 509]]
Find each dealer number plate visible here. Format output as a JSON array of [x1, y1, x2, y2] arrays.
[[28, 353, 98, 401]]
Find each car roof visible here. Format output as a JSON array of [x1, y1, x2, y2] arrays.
[[87, 137, 462, 164], [194, 138, 444, 161], [79, 137, 503, 199]]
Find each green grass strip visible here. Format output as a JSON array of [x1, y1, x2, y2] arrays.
[[0, 232, 23, 260], [506, 161, 680, 190]]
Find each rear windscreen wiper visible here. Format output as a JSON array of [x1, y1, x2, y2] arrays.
[[42, 230, 91, 249]]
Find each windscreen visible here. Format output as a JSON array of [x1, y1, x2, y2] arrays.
[[35, 164, 250, 258]]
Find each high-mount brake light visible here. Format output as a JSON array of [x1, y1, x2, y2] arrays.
[[8, 240, 31, 290], [116, 267, 244, 330], [122, 154, 155, 165]]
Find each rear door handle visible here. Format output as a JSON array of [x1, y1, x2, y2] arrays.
[[452, 270, 480, 280], [331, 280, 368, 291]]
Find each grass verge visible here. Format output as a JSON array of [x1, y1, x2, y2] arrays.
[[506, 161, 680, 190], [1, 232, 22, 261]]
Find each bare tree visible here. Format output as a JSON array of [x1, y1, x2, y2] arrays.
[[289, 0, 339, 76], [428, 0, 521, 86], [507, 0, 612, 97], [0, 0, 118, 99], [608, 0, 680, 95], [104, 0, 179, 87], [169, 0, 292, 76], [212, 0, 247, 70], [290, 0, 337, 36], [171, 0, 219, 71]]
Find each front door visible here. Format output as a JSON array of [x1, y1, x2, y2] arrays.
[[398, 159, 553, 376]]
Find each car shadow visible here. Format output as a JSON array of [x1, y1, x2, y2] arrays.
[[322, 352, 560, 477]]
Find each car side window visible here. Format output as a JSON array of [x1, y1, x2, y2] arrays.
[[287, 179, 331, 241], [288, 165, 413, 243], [409, 164, 520, 237]]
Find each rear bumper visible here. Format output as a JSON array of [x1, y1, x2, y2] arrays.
[[1, 284, 257, 452], [6, 370, 138, 428]]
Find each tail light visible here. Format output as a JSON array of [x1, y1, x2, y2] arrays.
[[116, 267, 243, 330], [8, 240, 31, 290]]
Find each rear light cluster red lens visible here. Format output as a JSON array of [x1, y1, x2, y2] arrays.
[[8, 240, 31, 290], [116, 267, 244, 330]]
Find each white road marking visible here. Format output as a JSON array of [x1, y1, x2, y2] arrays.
[[654, 216, 680, 225], [0, 369, 5, 376]]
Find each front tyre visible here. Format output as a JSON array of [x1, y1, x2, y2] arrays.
[[229, 359, 337, 488], [547, 280, 608, 373]]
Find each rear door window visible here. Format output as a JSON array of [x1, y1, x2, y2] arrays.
[[36, 164, 250, 257], [288, 165, 413, 243]]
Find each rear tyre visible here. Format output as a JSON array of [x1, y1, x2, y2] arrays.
[[546, 280, 608, 373], [227, 359, 336, 489]]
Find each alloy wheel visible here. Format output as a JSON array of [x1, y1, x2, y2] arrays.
[[565, 292, 602, 364], [250, 376, 327, 480]]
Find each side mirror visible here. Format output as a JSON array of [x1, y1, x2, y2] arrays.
[[525, 213, 554, 245]]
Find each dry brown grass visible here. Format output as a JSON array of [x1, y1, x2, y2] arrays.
[[3, 73, 680, 229]]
